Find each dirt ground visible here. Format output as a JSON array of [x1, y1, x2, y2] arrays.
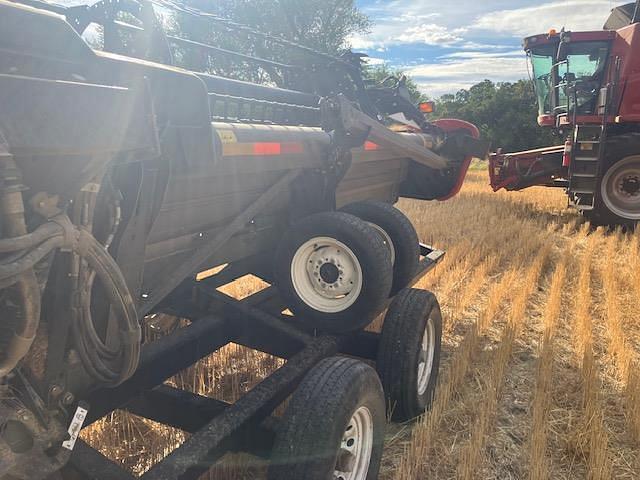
[[84, 169, 640, 479]]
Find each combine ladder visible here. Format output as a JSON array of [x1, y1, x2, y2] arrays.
[[568, 124, 605, 211]]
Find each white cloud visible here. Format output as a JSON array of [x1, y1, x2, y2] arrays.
[[439, 50, 523, 59], [354, 0, 625, 50], [351, 0, 628, 96], [474, 0, 619, 37], [395, 24, 466, 46], [406, 55, 529, 97], [461, 42, 515, 51], [348, 35, 380, 50], [365, 57, 386, 66], [348, 13, 467, 49]]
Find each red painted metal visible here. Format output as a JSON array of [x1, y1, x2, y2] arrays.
[[489, 145, 565, 192], [611, 23, 640, 120], [494, 14, 640, 198], [537, 114, 555, 127], [562, 140, 572, 168]]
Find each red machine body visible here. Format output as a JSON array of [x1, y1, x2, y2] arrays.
[[490, 2, 640, 225]]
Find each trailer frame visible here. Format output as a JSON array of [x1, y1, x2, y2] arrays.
[[59, 244, 444, 480]]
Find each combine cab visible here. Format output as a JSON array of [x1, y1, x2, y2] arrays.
[[0, 0, 486, 478], [490, 1, 640, 226]]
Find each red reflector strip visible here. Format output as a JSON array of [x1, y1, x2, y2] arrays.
[[253, 142, 281, 155], [364, 141, 380, 151], [222, 142, 305, 157]]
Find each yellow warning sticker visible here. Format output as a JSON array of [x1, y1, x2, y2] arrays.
[[217, 130, 237, 144]]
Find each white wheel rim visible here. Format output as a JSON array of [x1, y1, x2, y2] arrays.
[[333, 406, 374, 480], [417, 316, 436, 396], [601, 155, 640, 220], [290, 237, 363, 313], [367, 222, 395, 266]]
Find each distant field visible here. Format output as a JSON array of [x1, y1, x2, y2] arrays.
[[83, 170, 640, 479]]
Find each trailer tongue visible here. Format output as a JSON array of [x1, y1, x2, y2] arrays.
[[0, 0, 485, 478]]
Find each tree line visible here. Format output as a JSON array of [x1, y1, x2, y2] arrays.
[[431, 79, 557, 153]]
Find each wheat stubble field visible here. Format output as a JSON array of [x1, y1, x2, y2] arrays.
[[82, 169, 640, 479]]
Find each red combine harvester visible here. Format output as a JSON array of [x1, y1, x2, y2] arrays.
[[490, 2, 640, 226]]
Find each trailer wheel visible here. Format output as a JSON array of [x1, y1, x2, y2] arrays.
[[275, 212, 392, 333], [340, 201, 419, 295], [268, 356, 385, 480], [377, 288, 442, 421]]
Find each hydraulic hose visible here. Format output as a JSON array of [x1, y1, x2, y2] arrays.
[[0, 217, 140, 384], [0, 151, 42, 378], [0, 222, 63, 253], [0, 236, 64, 279], [0, 143, 140, 384], [70, 230, 140, 385]]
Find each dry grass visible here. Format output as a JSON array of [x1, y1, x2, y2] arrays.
[[528, 260, 567, 480], [82, 171, 640, 479]]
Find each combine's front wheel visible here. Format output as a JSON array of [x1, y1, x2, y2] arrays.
[[584, 134, 640, 227], [593, 154, 640, 226]]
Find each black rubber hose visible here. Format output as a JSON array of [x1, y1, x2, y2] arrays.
[[71, 232, 140, 385], [0, 236, 64, 280], [0, 223, 63, 253], [0, 272, 41, 378], [0, 153, 44, 377], [0, 212, 140, 384]]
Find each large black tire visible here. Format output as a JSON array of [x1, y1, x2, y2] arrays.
[[340, 201, 420, 295], [584, 133, 640, 227], [377, 288, 442, 422], [275, 211, 393, 333], [268, 356, 386, 480]]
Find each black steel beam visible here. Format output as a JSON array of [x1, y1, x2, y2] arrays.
[[124, 385, 278, 458], [141, 336, 338, 480], [339, 331, 380, 360], [67, 441, 136, 480], [124, 385, 227, 433], [199, 284, 312, 346], [85, 314, 238, 425], [411, 244, 445, 287]]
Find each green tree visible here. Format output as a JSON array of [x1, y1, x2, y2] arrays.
[[172, 0, 369, 83], [364, 64, 427, 104], [434, 79, 556, 152], [186, 0, 370, 53]]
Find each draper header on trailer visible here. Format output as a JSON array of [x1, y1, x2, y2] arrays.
[[0, 0, 486, 478]]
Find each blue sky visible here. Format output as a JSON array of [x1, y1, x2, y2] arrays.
[[352, 0, 626, 97]]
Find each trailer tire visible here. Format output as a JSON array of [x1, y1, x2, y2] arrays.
[[377, 288, 442, 421], [268, 356, 385, 480], [340, 200, 419, 295], [275, 211, 392, 333]]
